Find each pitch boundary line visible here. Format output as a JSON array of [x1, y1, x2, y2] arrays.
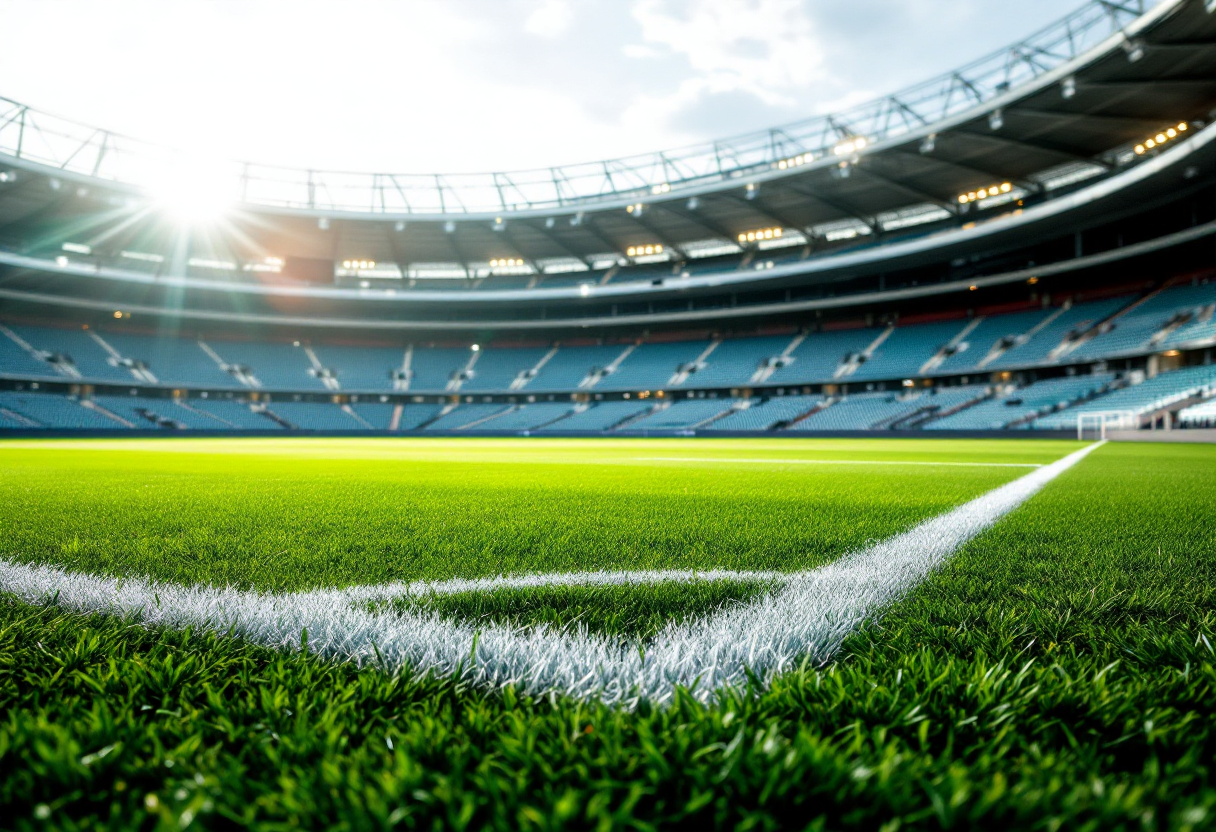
[[0, 442, 1104, 706]]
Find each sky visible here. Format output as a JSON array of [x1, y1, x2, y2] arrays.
[[0, 0, 1071, 175]]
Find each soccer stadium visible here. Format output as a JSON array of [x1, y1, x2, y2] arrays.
[[1, 0, 1214, 828]]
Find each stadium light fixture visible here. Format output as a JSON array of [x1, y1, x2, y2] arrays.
[[55, 256, 68, 267], [988, 109, 1004, 131], [737, 227, 784, 244], [471, 344, 480, 352], [832, 137, 867, 156], [1061, 76, 1077, 99], [580, 284, 591, 296], [626, 245, 664, 257], [1134, 123, 1188, 155], [776, 152, 814, 170], [650, 183, 671, 195], [342, 260, 377, 270], [626, 203, 645, 216], [62, 242, 91, 255], [958, 182, 1012, 203]]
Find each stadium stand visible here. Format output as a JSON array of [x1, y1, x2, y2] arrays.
[[925, 374, 1115, 430], [461, 346, 551, 392], [188, 399, 281, 429], [266, 401, 366, 430], [1031, 365, 1216, 429], [1178, 397, 1216, 427], [765, 328, 878, 386], [988, 299, 1129, 368], [599, 341, 712, 391], [705, 396, 822, 431], [464, 402, 574, 431], [536, 401, 650, 432], [424, 403, 511, 430], [0, 392, 124, 429], [626, 398, 739, 430]]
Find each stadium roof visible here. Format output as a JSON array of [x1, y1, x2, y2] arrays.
[[0, 0, 1215, 317]]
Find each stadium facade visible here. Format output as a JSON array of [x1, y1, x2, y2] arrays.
[[1, 0, 1215, 434]]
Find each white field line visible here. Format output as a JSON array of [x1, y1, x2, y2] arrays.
[[0, 442, 1104, 707], [635, 457, 1043, 468]]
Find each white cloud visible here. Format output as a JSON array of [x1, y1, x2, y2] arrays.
[[630, 0, 827, 108], [0, 0, 1074, 174], [524, 0, 574, 38]]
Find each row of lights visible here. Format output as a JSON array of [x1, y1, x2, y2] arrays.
[[1134, 122, 1188, 155], [833, 136, 868, 156], [958, 182, 1012, 203], [650, 183, 671, 195], [737, 227, 783, 243], [342, 259, 375, 270], [626, 244, 664, 257], [626, 203, 644, 215], [776, 153, 813, 170], [489, 258, 524, 268]]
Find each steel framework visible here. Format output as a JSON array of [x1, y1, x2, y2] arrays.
[[0, 0, 1168, 216]]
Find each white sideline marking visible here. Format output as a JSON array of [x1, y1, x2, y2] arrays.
[[635, 457, 1043, 468], [0, 442, 1104, 707]]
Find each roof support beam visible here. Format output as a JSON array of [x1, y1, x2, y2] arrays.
[[766, 183, 878, 233], [519, 221, 595, 268], [959, 129, 1111, 169]]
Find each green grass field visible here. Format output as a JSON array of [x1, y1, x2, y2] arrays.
[[0, 437, 1212, 830]]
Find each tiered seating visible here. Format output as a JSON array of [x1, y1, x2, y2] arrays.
[[626, 398, 737, 430], [92, 395, 181, 428], [0, 392, 124, 429], [528, 345, 625, 391], [855, 321, 967, 380], [101, 333, 242, 389], [932, 309, 1050, 374], [312, 345, 405, 391], [926, 374, 1113, 430], [8, 325, 135, 383], [348, 402, 396, 429], [462, 347, 550, 391], [689, 336, 791, 387], [267, 402, 366, 430], [537, 401, 650, 431], [0, 331, 61, 379], [1164, 313, 1216, 349], [989, 298, 1128, 368], [790, 392, 925, 431], [424, 403, 510, 430], [1178, 397, 1216, 427], [209, 341, 325, 390], [705, 395, 821, 431], [407, 347, 472, 391], [1068, 286, 1214, 360], [1033, 365, 1216, 429], [766, 328, 878, 385], [600, 341, 710, 391], [189, 399, 281, 429], [464, 402, 574, 431], [395, 403, 445, 430]]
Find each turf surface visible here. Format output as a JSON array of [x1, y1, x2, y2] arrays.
[[1, 437, 1211, 830], [0, 437, 1064, 590]]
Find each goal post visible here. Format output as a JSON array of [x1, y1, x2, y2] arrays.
[[1076, 410, 1137, 441]]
